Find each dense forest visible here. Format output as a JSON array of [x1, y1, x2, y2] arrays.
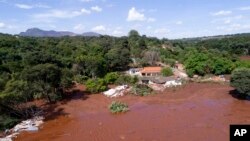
[[0, 30, 250, 130]]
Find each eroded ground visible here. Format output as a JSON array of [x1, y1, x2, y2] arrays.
[[15, 83, 250, 141]]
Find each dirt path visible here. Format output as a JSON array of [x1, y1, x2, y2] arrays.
[[15, 83, 250, 141]]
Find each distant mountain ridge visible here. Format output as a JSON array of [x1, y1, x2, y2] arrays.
[[19, 28, 101, 37], [173, 33, 250, 42]]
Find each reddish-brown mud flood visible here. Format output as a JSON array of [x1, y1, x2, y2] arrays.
[[15, 83, 250, 141]]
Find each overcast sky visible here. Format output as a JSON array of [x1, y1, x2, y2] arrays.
[[1, 0, 250, 39]]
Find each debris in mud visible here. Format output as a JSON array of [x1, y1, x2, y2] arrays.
[[148, 84, 165, 91], [164, 80, 182, 87], [0, 116, 44, 141], [191, 75, 228, 83], [103, 85, 129, 98]]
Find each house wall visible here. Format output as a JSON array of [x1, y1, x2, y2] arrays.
[[142, 72, 161, 77], [129, 69, 141, 76]]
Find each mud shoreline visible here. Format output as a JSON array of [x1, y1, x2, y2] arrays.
[[15, 83, 250, 141]]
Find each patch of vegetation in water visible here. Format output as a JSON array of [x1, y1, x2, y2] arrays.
[[109, 101, 129, 114]]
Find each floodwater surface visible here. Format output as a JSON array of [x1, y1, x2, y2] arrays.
[[15, 83, 250, 141]]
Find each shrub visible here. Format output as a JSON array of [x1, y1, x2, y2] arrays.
[[230, 68, 250, 97], [115, 75, 138, 85], [235, 60, 250, 69], [212, 57, 234, 75], [0, 115, 20, 131], [86, 78, 107, 93], [187, 69, 194, 77], [163, 58, 176, 67], [60, 69, 74, 88], [161, 67, 173, 77], [109, 101, 129, 114], [104, 72, 119, 84], [74, 75, 89, 84], [0, 72, 10, 91], [131, 84, 153, 96]]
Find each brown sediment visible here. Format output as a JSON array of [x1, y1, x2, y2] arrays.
[[15, 83, 250, 141]]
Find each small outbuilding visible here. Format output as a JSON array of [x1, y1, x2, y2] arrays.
[[128, 68, 142, 76]]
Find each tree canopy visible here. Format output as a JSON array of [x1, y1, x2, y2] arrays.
[[0, 30, 249, 130], [231, 68, 250, 97]]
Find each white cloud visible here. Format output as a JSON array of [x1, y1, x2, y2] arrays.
[[91, 6, 102, 12], [0, 22, 16, 29], [147, 26, 152, 30], [154, 28, 170, 34], [0, 22, 5, 28], [35, 3, 50, 8], [224, 19, 231, 24], [217, 23, 250, 32], [127, 7, 156, 22], [239, 6, 250, 11], [176, 21, 183, 25], [34, 10, 79, 19], [111, 27, 124, 36], [211, 15, 243, 24], [81, 8, 91, 14], [106, 4, 114, 8], [211, 10, 232, 16], [92, 25, 106, 32], [147, 18, 156, 22], [234, 15, 244, 19], [33, 9, 90, 19], [112, 30, 123, 36], [15, 3, 50, 9], [15, 4, 33, 9], [127, 7, 145, 21], [73, 24, 85, 31], [131, 23, 142, 29]]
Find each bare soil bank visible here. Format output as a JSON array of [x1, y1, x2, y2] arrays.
[[15, 83, 250, 141]]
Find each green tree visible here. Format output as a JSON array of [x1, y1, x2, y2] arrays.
[[230, 68, 250, 97], [184, 52, 211, 76], [104, 72, 119, 84], [115, 75, 138, 85], [76, 55, 106, 78], [161, 67, 173, 77], [0, 79, 35, 118], [235, 60, 250, 68], [22, 63, 61, 102], [212, 57, 234, 75], [105, 46, 130, 71], [85, 78, 107, 93], [128, 30, 140, 39], [60, 69, 74, 89]]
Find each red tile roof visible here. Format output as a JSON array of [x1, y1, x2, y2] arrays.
[[140, 67, 162, 73]]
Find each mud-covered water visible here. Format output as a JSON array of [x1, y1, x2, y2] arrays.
[[15, 83, 250, 141]]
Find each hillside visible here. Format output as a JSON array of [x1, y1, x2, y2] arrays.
[[19, 28, 100, 37]]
